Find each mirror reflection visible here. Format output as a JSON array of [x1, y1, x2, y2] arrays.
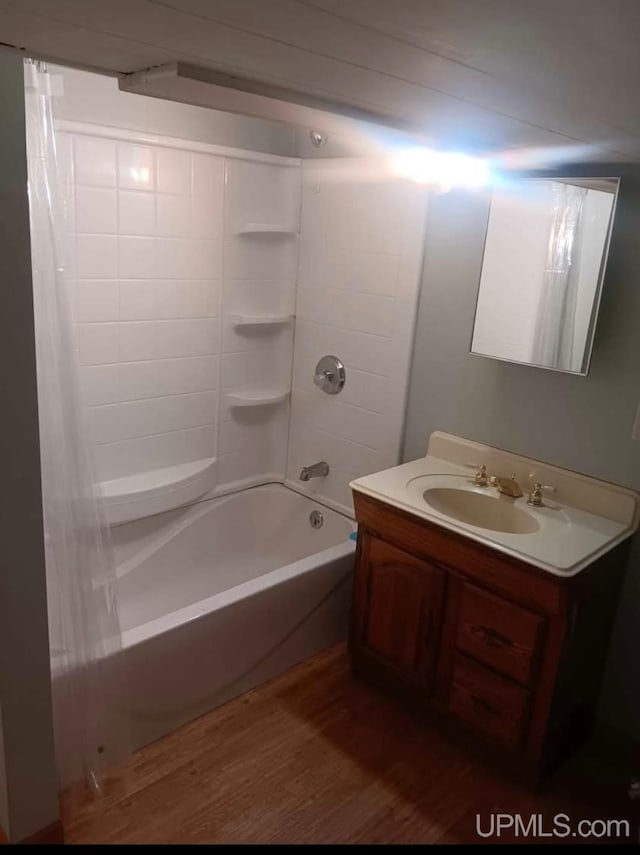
[[471, 177, 619, 374]]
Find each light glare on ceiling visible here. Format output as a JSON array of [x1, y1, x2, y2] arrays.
[[391, 147, 490, 190]]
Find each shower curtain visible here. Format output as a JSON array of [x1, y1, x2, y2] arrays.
[[24, 60, 129, 793], [531, 181, 587, 371]]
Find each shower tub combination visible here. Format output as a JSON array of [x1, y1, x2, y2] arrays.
[[110, 484, 355, 749]]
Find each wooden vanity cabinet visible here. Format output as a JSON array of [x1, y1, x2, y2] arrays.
[[358, 537, 445, 690], [349, 491, 631, 785]]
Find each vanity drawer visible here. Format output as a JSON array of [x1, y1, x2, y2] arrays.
[[448, 655, 529, 747], [456, 583, 544, 685]]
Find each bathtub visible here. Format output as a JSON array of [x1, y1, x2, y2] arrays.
[[110, 484, 356, 750]]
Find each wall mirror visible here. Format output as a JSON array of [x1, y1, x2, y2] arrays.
[[471, 176, 620, 374]]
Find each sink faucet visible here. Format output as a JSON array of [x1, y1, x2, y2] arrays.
[[489, 474, 524, 498], [299, 461, 329, 482]]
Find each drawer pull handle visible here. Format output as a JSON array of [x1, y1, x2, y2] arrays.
[[474, 624, 513, 649], [470, 694, 499, 717]]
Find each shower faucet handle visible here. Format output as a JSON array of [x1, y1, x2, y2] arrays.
[[314, 369, 334, 386], [313, 355, 345, 395]]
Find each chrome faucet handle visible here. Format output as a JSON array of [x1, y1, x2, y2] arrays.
[[464, 462, 489, 487], [313, 356, 345, 395], [314, 369, 334, 386], [527, 479, 557, 506]]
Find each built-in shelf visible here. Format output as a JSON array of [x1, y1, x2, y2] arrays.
[[224, 389, 290, 408], [100, 457, 216, 525], [236, 223, 298, 235], [229, 313, 293, 328]]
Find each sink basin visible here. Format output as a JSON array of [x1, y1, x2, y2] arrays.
[[423, 487, 540, 534], [350, 432, 639, 575]]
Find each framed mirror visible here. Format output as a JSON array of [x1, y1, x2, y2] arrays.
[[471, 176, 620, 374]]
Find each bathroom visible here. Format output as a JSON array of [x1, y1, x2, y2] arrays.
[[1, 2, 640, 845]]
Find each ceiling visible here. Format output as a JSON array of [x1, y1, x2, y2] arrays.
[[2, 0, 640, 163]]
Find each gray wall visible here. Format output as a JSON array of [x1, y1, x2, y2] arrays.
[[0, 51, 60, 841], [403, 167, 640, 742]]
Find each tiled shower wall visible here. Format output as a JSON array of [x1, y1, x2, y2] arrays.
[[219, 159, 300, 486], [287, 161, 429, 513], [59, 127, 426, 515], [57, 128, 300, 492]]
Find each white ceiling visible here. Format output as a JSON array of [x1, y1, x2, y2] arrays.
[[2, 0, 640, 162]]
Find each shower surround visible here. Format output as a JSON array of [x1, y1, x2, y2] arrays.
[[58, 123, 428, 518], [58, 126, 299, 522], [52, 66, 429, 751], [288, 159, 429, 512]]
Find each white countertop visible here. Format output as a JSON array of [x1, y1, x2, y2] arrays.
[[350, 433, 639, 577]]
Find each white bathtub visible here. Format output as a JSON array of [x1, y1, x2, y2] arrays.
[[110, 484, 356, 750]]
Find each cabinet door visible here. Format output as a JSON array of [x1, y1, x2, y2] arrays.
[[357, 535, 445, 688]]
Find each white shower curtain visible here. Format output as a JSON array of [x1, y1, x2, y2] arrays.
[[531, 181, 587, 370], [24, 60, 129, 793]]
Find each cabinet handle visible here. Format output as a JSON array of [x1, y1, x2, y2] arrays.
[[474, 624, 513, 649], [470, 693, 499, 717]]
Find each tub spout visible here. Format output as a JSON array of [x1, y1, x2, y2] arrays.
[[299, 461, 329, 482]]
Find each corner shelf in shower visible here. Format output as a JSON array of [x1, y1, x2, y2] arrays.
[[229, 313, 293, 328], [100, 456, 216, 525], [224, 389, 290, 408], [236, 223, 298, 235]]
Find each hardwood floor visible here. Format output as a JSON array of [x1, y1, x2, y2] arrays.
[[61, 644, 640, 844]]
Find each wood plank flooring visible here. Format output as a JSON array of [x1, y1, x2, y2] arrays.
[[61, 644, 640, 844]]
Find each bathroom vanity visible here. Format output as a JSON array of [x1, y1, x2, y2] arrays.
[[349, 433, 639, 784]]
